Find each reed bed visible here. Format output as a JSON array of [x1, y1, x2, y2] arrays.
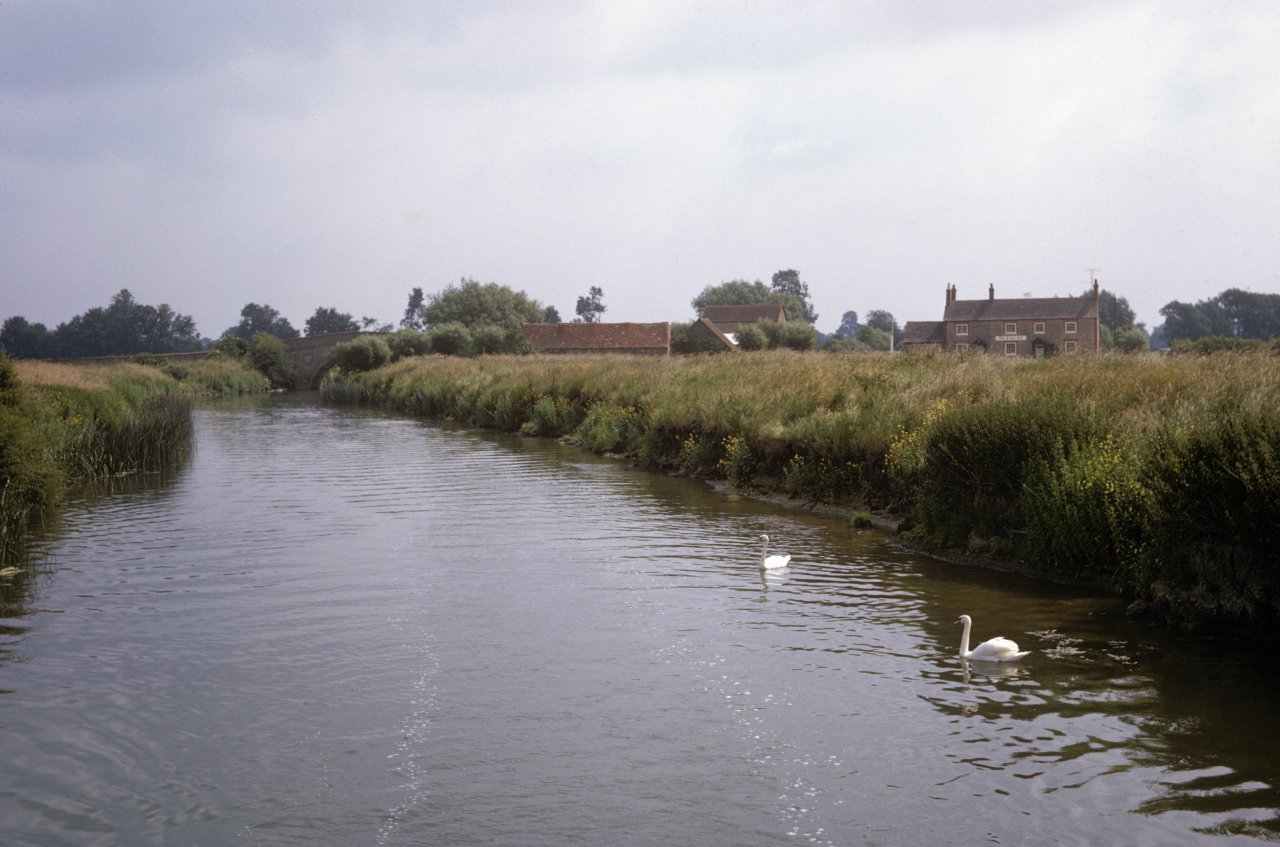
[[1, 356, 266, 562], [327, 350, 1280, 636]]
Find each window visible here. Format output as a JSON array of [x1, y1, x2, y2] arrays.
[[1004, 322, 1017, 334], [1065, 321, 1078, 334], [1033, 322, 1046, 334], [1004, 342, 1017, 356], [955, 342, 970, 353], [956, 323, 968, 336], [1064, 340, 1078, 354]]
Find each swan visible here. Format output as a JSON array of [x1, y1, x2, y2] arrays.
[[954, 614, 1029, 662], [757, 534, 791, 570]]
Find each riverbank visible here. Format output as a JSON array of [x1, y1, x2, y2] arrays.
[[323, 350, 1280, 638], [0, 355, 268, 560]]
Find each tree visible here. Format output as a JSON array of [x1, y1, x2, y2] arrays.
[[770, 269, 818, 324], [423, 279, 543, 338], [864, 309, 903, 349], [691, 279, 809, 324], [1217, 288, 1280, 339], [543, 305, 562, 324], [0, 316, 53, 359], [428, 321, 473, 356], [1157, 299, 1231, 342], [574, 286, 606, 324], [305, 307, 359, 336], [833, 310, 860, 340], [31, 289, 203, 357], [855, 325, 890, 351], [223, 303, 299, 342], [401, 287, 426, 330], [1095, 289, 1137, 336], [250, 332, 296, 389]]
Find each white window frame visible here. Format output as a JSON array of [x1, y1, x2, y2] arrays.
[[1004, 341, 1018, 356], [1065, 321, 1078, 334], [955, 323, 968, 336], [955, 342, 970, 353], [1033, 321, 1046, 334], [1064, 340, 1078, 354], [1004, 322, 1017, 334]]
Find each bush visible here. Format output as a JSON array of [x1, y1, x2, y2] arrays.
[[250, 332, 296, 389], [429, 323, 473, 356], [576, 402, 646, 454], [736, 324, 767, 351], [520, 394, 583, 436], [212, 337, 249, 357], [776, 321, 818, 351], [386, 329, 432, 361], [471, 324, 507, 355], [327, 336, 392, 374]]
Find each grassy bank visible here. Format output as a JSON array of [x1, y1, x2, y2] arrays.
[[0, 355, 268, 561], [324, 350, 1280, 637]]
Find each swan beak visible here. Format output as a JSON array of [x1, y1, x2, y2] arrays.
[[952, 617, 962, 624]]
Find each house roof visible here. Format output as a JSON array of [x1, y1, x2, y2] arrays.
[[691, 316, 739, 350], [944, 295, 1098, 322], [903, 321, 946, 345], [699, 304, 787, 324], [522, 322, 670, 352]]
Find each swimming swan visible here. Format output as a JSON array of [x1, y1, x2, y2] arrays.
[[757, 534, 791, 570], [954, 614, 1029, 662]]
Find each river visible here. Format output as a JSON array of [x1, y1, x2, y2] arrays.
[[1, 394, 1277, 846]]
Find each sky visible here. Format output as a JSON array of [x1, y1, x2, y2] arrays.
[[2, 0, 1278, 338]]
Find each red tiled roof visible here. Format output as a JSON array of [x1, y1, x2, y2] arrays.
[[700, 304, 787, 324], [522, 322, 670, 352], [903, 321, 946, 345], [944, 295, 1098, 322]]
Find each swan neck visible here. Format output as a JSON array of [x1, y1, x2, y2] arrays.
[[959, 617, 972, 656]]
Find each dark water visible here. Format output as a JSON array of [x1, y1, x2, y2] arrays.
[[1, 394, 1278, 846]]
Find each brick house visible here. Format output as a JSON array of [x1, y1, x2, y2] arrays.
[[903, 281, 1101, 357], [685, 304, 788, 351], [522, 322, 670, 355]]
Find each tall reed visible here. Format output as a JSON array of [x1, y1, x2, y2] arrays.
[[326, 350, 1280, 635]]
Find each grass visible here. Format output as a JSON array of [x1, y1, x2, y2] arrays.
[[325, 349, 1280, 636]]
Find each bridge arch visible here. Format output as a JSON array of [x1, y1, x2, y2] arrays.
[[284, 331, 388, 389]]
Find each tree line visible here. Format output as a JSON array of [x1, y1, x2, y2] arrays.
[[4, 274, 1275, 361]]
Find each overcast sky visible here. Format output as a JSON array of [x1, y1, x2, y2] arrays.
[[3, 1, 1277, 337]]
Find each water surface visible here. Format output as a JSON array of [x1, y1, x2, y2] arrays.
[[1, 394, 1277, 845]]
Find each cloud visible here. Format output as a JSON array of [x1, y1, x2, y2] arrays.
[[2, 0, 1277, 337]]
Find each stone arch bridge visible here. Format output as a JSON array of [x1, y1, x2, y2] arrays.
[[283, 331, 387, 389]]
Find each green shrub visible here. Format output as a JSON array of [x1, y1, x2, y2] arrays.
[[471, 324, 507, 355], [250, 332, 296, 389], [212, 337, 249, 357], [520, 394, 583, 436], [327, 336, 392, 374], [429, 323, 473, 356], [775, 321, 817, 351], [386, 328, 432, 361], [736, 324, 767, 351], [576, 402, 646, 454]]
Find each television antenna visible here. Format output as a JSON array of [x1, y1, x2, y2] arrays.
[[1085, 267, 1102, 284]]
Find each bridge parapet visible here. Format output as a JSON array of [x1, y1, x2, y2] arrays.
[[284, 331, 386, 389]]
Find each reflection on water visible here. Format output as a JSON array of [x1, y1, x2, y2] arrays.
[[0, 393, 1277, 845]]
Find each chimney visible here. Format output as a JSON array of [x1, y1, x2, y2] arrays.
[[988, 283, 995, 301], [1092, 279, 1100, 299], [945, 283, 954, 304]]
